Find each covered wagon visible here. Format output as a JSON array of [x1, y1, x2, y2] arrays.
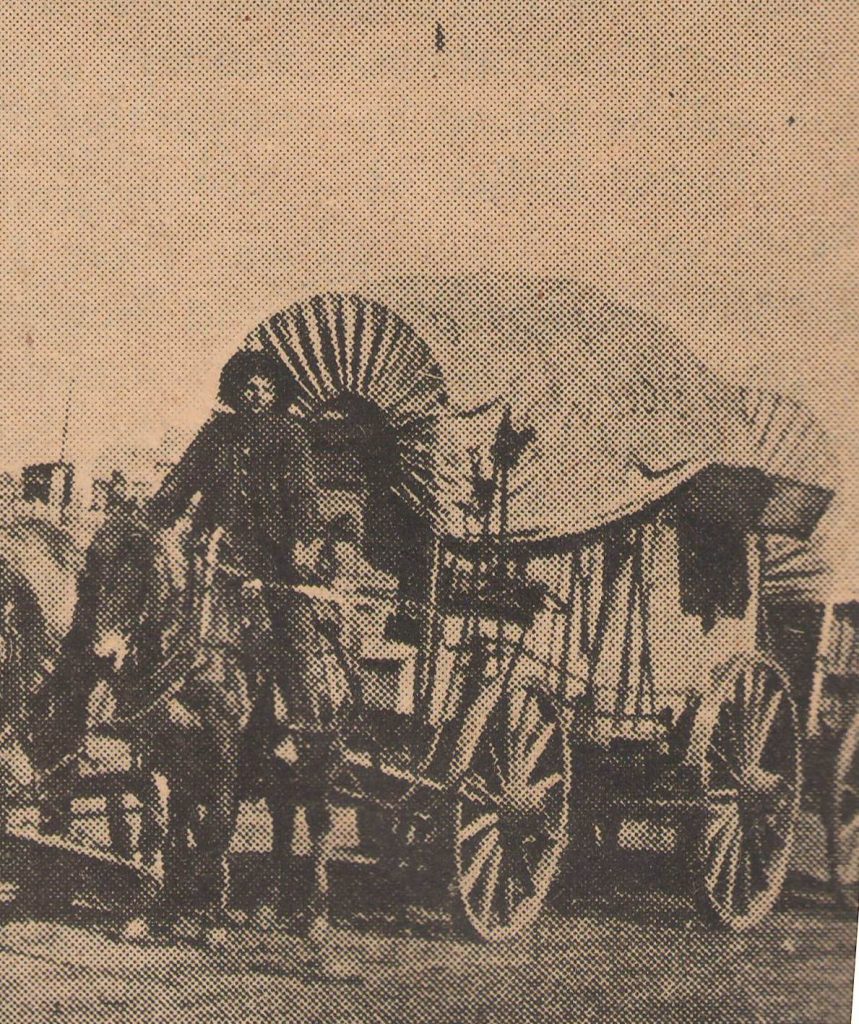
[[228, 277, 834, 937], [1, 277, 835, 936]]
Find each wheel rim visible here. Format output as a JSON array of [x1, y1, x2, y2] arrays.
[[454, 685, 570, 941], [699, 658, 800, 929], [831, 713, 859, 910]]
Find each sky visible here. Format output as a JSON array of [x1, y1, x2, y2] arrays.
[[0, 2, 857, 553]]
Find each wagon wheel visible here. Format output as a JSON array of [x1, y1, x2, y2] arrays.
[[689, 653, 801, 931], [825, 704, 859, 913], [452, 682, 571, 942]]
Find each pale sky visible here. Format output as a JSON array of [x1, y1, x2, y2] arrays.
[[1, 2, 857, 547]]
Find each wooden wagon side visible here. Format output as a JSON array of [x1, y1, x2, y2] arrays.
[[403, 456, 830, 934]]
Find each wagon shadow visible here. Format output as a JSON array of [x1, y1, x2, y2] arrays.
[[551, 844, 845, 930], [549, 847, 701, 928], [0, 840, 843, 947]]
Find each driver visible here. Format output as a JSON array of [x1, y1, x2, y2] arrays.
[[145, 349, 329, 764]]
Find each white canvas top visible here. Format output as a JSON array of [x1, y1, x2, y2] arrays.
[[244, 275, 836, 543]]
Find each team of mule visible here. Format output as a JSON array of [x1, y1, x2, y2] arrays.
[[2, 289, 853, 946]]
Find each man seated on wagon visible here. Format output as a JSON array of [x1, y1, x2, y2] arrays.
[[145, 350, 330, 770]]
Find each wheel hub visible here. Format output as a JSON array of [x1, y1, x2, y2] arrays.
[[497, 780, 545, 822]]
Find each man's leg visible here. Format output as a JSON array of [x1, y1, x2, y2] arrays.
[[265, 765, 303, 921], [193, 720, 241, 924], [263, 593, 336, 929], [304, 776, 332, 930], [267, 594, 330, 738], [161, 780, 196, 922]]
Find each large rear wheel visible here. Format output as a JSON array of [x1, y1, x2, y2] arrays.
[[452, 683, 571, 941], [690, 654, 801, 930]]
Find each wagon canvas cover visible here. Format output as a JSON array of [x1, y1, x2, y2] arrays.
[[244, 275, 837, 562]]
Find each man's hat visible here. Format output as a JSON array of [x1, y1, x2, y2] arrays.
[[217, 350, 297, 411]]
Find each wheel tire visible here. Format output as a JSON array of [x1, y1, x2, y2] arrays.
[[689, 653, 802, 931], [825, 706, 859, 914], [451, 682, 571, 942]]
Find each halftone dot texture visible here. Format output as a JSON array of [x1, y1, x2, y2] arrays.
[[0, 2, 857, 1022]]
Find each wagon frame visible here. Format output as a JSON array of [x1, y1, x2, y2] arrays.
[[0, 289, 837, 941], [275, 400, 826, 940]]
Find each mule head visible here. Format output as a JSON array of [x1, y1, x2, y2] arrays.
[[90, 512, 188, 672]]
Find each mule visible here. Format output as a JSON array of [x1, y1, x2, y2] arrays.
[[94, 516, 337, 941], [87, 516, 252, 934]]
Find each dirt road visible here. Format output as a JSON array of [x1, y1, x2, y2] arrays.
[[0, 873, 854, 1024], [0, 803, 854, 1023]]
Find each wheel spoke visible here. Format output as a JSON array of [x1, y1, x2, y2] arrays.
[[733, 671, 753, 770], [502, 870, 517, 923], [461, 829, 499, 895], [744, 666, 767, 719], [530, 771, 564, 804], [514, 695, 542, 749], [478, 847, 502, 923], [705, 808, 740, 891], [486, 733, 507, 786], [707, 742, 744, 788], [460, 810, 499, 842], [748, 690, 784, 766], [507, 686, 528, 733], [719, 827, 743, 911], [706, 800, 739, 839], [459, 776, 500, 808], [519, 722, 555, 782]]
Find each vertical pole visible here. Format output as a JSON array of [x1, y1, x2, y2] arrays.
[[614, 526, 640, 721], [57, 380, 74, 525], [494, 407, 513, 779], [59, 380, 74, 464], [751, 532, 765, 647], [808, 599, 835, 739], [495, 406, 512, 676], [556, 545, 580, 699], [416, 534, 443, 721]]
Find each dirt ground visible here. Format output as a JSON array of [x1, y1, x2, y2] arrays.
[[0, 879, 853, 1024], [0, 805, 855, 1024]]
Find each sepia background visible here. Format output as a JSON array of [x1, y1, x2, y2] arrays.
[[0, 3, 857, 1022], [1, 1, 857, 552]]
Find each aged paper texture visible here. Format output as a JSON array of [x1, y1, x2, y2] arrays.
[[0, 3, 857, 1022]]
